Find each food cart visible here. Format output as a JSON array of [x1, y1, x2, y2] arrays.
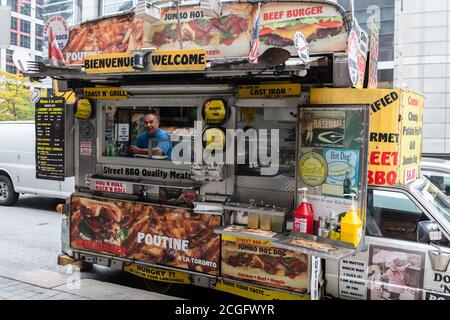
[[29, 0, 376, 300]]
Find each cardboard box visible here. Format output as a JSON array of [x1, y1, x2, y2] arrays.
[[310, 88, 425, 186]]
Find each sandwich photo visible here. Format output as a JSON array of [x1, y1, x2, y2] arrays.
[[259, 15, 347, 52], [221, 240, 309, 292], [148, 13, 248, 48]]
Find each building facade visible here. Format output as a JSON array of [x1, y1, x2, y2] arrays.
[[0, 0, 44, 74], [395, 0, 450, 155]]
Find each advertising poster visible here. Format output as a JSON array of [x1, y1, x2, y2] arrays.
[[35, 97, 66, 181], [399, 91, 424, 185], [339, 258, 368, 300], [61, 2, 348, 65], [310, 88, 425, 187], [302, 111, 346, 148], [144, 3, 252, 58], [323, 148, 359, 197], [258, 2, 347, 55], [298, 148, 360, 198], [63, 13, 144, 65], [368, 21, 379, 89], [367, 245, 425, 300], [221, 237, 309, 293], [70, 195, 221, 275]]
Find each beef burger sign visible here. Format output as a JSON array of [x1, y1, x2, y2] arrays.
[[44, 16, 69, 50]]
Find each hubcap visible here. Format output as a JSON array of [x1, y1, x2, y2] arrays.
[[0, 181, 8, 201]]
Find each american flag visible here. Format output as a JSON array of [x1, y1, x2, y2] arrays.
[[249, 3, 261, 64], [48, 27, 66, 67]]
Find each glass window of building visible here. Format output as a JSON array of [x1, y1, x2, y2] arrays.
[[20, 34, 30, 48], [36, 24, 44, 37], [337, 0, 394, 62], [21, 2, 31, 16], [103, 0, 134, 16], [44, 0, 74, 25], [6, 65, 17, 74], [7, 0, 18, 12], [36, 7, 44, 20], [35, 39, 44, 51], [20, 20, 31, 34], [10, 32, 17, 46], [11, 17, 17, 30], [6, 49, 14, 63], [36, 0, 44, 6]]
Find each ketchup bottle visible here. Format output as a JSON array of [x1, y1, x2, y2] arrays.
[[293, 188, 314, 234]]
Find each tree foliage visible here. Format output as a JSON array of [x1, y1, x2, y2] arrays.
[[0, 70, 36, 121]]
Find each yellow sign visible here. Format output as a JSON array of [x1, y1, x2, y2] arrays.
[[204, 127, 226, 151], [310, 88, 424, 186], [298, 152, 328, 187], [150, 49, 206, 72], [124, 264, 191, 285], [221, 234, 275, 247], [53, 80, 75, 104], [214, 279, 308, 300], [84, 87, 128, 100], [84, 52, 135, 74], [75, 99, 92, 120], [203, 100, 227, 124], [238, 83, 301, 99]]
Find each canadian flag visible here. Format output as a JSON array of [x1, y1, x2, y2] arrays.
[[48, 27, 66, 67]]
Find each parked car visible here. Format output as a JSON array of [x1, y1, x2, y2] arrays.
[[326, 176, 450, 300], [421, 157, 450, 196], [0, 121, 75, 206]]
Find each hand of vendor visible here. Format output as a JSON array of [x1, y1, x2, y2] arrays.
[[127, 145, 164, 156]]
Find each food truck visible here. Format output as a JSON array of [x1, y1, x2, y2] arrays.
[[28, 0, 450, 300]]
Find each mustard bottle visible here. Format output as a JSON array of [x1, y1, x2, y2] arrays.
[[340, 194, 363, 248]]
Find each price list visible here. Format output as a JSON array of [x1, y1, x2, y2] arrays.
[[35, 97, 65, 180]]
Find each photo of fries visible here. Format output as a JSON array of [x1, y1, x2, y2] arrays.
[[63, 12, 144, 65], [70, 195, 222, 275]]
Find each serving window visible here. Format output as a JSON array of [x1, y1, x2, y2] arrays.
[[102, 106, 197, 161], [235, 107, 297, 177]]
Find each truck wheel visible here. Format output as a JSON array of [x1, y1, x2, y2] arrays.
[[142, 279, 185, 296], [0, 175, 19, 206]]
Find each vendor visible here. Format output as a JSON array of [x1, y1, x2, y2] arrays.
[[127, 113, 172, 159]]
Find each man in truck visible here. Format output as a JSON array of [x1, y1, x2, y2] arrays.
[[127, 112, 172, 159]]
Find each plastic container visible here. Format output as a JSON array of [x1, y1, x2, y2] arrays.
[[247, 212, 260, 229], [340, 194, 363, 247], [260, 214, 272, 231], [293, 188, 314, 234]]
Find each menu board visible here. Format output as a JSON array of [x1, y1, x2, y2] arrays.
[[35, 97, 66, 181]]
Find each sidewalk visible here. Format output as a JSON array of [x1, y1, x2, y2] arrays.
[[0, 276, 89, 300], [0, 275, 181, 300]]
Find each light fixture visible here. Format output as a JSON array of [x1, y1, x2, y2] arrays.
[[136, 0, 161, 23], [132, 48, 155, 70], [199, 0, 222, 17]]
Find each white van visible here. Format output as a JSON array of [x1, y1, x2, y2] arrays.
[[0, 121, 75, 206]]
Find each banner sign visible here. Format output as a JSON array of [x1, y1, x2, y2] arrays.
[[214, 279, 308, 300], [124, 263, 192, 284], [70, 195, 221, 275], [150, 49, 206, 71], [368, 21, 379, 89], [62, 2, 348, 65], [44, 15, 69, 50], [84, 52, 135, 74], [35, 97, 66, 181], [310, 88, 424, 186], [83, 87, 128, 100], [237, 83, 301, 99], [221, 234, 309, 293]]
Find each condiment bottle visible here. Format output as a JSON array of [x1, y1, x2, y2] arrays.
[[340, 194, 363, 247], [293, 188, 314, 234], [328, 210, 341, 240]]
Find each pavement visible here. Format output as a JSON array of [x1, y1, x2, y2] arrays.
[[0, 273, 181, 300]]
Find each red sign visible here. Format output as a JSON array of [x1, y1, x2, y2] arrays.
[[95, 180, 127, 194]]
